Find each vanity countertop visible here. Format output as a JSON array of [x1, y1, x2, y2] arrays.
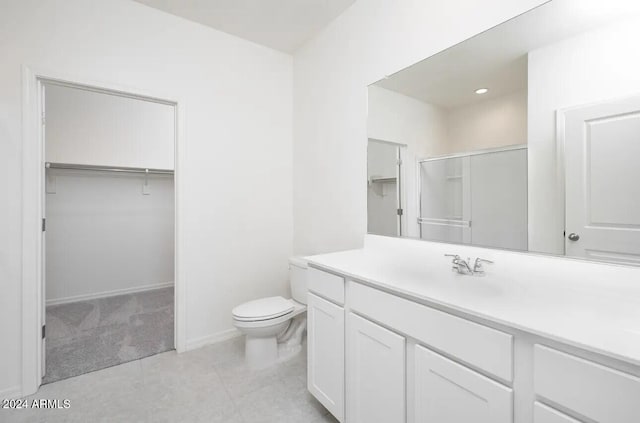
[[305, 236, 640, 367]]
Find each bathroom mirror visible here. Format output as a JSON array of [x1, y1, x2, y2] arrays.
[[367, 0, 640, 265]]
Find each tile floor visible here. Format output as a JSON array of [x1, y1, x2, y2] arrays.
[[45, 287, 174, 383], [1, 337, 337, 423]]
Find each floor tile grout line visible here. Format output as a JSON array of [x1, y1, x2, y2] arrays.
[[211, 363, 247, 423]]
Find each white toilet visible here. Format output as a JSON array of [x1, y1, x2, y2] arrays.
[[232, 257, 308, 369]]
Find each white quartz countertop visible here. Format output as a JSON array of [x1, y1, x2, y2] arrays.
[[306, 237, 640, 367]]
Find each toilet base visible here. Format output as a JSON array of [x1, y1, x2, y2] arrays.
[[245, 336, 279, 369], [241, 313, 307, 369]]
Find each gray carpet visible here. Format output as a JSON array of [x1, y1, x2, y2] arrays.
[[44, 287, 174, 384]]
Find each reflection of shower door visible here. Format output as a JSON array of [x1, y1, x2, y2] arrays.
[[564, 96, 640, 265], [418, 146, 528, 250], [418, 156, 472, 244], [367, 140, 404, 237]]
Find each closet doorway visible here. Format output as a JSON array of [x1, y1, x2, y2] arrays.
[[40, 81, 177, 383], [367, 139, 406, 237]]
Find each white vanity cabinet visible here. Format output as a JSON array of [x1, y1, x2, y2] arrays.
[[414, 344, 512, 423], [347, 312, 405, 423], [306, 265, 640, 423]]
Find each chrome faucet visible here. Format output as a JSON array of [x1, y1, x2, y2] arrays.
[[445, 254, 474, 275], [445, 254, 494, 276]]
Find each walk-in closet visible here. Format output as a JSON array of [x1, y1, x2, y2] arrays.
[[42, 82, 176, 383]]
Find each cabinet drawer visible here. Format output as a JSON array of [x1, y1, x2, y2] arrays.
[[534, 402, 582, 423], [534, 345, 640, 423], [308, 267, 345, 305], [351, 282, 513, 381], [414, 345, 512, 423]]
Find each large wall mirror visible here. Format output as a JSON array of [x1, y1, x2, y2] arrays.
[[367, 0, 640, 265]]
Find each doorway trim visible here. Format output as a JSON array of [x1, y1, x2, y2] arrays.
[[21, 65, 187, 396]]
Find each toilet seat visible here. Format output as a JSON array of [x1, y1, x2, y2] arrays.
[[232, 296, 294, 322]]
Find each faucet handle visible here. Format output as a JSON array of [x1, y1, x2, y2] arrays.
[[445, 254, 460, 261], [473, 257, 494, 274]]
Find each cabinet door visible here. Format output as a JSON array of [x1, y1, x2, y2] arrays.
[[347, 313, 405, 423], [307, 293, 344, 422], [534, 402, 583, 423], [414, 345, 512, 423]]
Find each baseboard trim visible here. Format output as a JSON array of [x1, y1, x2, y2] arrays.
[[184, 328, 242, 352], [0, 386, 23, 400], [46, 281, 174, 306]]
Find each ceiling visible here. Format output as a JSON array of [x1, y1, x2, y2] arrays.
[[375, 0, 640, 110], [133, 0, 356, 53]]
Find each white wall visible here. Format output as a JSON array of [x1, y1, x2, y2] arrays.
[[293, 0, 545, 256], [1, 0, 292, 396], [368, 86, 448, 158], [45, 83, 175, 169], [45, 170, 174, 304], [528, 16, 640, 254], [446, 89, 527, 153]]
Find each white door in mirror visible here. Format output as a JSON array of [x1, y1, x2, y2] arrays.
[[564, 95, 640, 265]]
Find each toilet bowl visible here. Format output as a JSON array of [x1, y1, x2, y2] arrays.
[[232, 257, 308, 369]]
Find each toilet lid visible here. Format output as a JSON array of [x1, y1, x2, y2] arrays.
[[232, 296, 294, 321]]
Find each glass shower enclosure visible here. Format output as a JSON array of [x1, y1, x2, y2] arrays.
[[418, 146, 528, 251]]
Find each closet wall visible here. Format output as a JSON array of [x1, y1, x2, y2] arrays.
[[45, 84, 175, 304], [45, 84, 175, 169]]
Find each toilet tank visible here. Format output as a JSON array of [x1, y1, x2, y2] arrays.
[[289, 257, 308, 305]]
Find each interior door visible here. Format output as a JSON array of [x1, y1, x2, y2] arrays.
[[564, 96, 640, 264]]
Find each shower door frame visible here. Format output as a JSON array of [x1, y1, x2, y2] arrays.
[[21, 66, 187, 396], [417, 144, 528, 241]]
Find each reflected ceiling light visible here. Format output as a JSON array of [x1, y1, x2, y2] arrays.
[[475, 88, 489, 94]]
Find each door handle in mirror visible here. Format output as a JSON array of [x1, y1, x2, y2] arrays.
[[568, 233, 580, 241]]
